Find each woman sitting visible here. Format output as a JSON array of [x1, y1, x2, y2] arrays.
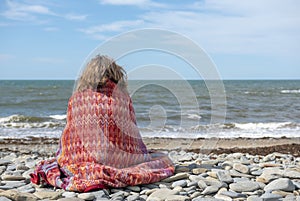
[[30, 55, 174, 192]]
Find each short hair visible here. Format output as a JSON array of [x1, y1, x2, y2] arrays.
[[75, 55, 127, 92]]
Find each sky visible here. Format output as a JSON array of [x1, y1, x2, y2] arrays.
[[0, 0, 300, 80]]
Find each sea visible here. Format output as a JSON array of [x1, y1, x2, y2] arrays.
[[0, 80, 299, 139]]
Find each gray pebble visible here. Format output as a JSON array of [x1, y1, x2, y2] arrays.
[[62, 191, 77, 198], [0, 196, 13, 201], [0, 159, 12, 166], [127, 186, 141, 192], [220, 190, 246, 198], [264, 178, 295, 192], [202, 185, 220, 195], [229, 181, 260, 192], [77, 193, 95, 200], [216, 170, 233, 183], [127, 194, 140, 201], [172, 180, 187, 188], [260, 192, 283, 200]]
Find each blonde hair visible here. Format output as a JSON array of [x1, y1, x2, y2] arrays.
[[75, 55, 127, 92]]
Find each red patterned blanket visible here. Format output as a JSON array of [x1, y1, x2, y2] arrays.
[[30, 80, 174, 192]]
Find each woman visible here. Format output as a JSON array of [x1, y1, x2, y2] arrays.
[[30, 55, 174, 192]]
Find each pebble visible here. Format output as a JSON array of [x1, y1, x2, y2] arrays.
[[165, 195, 190, 201], [192, 168, 208, 175], [16, 164, 30, 171], [202, 185, 220, 195], [127, 194, 140, 201], [0, 181, 26, 189], [1, 175, 25, 181], [126, 186, 141, 192], [172, 180, 187, 188], [0, 197, 12, 201], [284, 170, 300, 179], [0, 189, 37, 201], [264, 178, 295, 192], [216, 170, 233, 183], [77, 192, 95, 200], [220, 190, 246, 198], [34, 191, 61, 199], [0, 160, 11, 166], [0, 149, 299, 201], [214, 193, 232, 201], [91, 190, 107, 199], [233, 163, 250, 174], [58, 198, 84, 201], [260, 192, 283, 200], [17, 183, 35, 193], [162, 172, 190, 182], [229, 181, 260, 192], [62, 191, 77, 198], [147, 188, 178, 201], [230, 169, 254, 178]]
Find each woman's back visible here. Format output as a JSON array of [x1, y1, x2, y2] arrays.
[[31, 55, 174, 192], [57, 80, 149, 169]]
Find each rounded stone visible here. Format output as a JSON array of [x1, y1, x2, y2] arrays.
[[62, 191, 77, 198], [229, 181, 260, 193], [264, 178, 295, 192], [78, 193, 95, 200], [172, 180, 187, 188], [147, 188, 178, 201], [233, 163, 249, 174], [202, 185, 220, 195], [1, 175, 25, 181]]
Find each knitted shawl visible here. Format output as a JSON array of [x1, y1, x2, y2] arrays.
[[30, 80, 174, 192]]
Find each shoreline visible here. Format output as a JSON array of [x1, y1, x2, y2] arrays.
[[1, 136, 299, 156]]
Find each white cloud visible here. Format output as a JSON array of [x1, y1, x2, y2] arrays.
[[79, 20, 144, 39], [99, 0, 165, 8], [2, 0, 87, 23], [43, 27, 59, 32], [0, 54, 14, 61], [79, 0, 300, 57], [2, 0, 56, 21], [65, 14, 87, 21], [139, 0, 300, 56]]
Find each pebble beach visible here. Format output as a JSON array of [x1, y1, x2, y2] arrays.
[[0, 137, 300, 201]]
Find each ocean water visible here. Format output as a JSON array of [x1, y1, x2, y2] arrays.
[[0, 80, 299, 139]]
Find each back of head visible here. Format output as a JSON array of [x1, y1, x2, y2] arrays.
[[74, 55, 127, 93]]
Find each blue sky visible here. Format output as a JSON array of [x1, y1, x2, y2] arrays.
[[0, 0, 299, 80]]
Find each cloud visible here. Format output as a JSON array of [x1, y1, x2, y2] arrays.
[[79, 0, 300, 57], [65, 13, 87, 21], [139, 0, 300, 56], [99, 0, 165, 8], [2, 0, 56, 21], [43, 27, 59, 32], [2, 0, 87, 23], [79, 20, 144, 39], [0, 54, 15, 61]]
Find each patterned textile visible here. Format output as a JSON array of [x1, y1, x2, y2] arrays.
[[30, 80, 174, 192]]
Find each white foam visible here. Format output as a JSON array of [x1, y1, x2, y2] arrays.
[[0, 115, 19, 123], [49, 114, 66, 120], [280, 89, 300, 94], [0, 114, 64, 129], [187, 114, 202, 120], [0, 121, 62, 129], [234, 122, 292, 130]]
